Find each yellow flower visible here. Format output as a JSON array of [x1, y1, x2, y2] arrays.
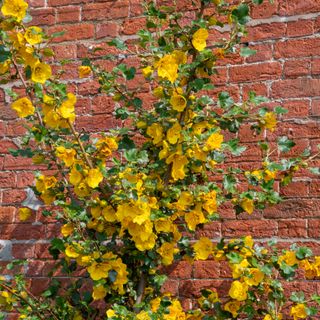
[[18, 208, 32, 221], [228, 280, 248, 301], [185, 204, 206, 231], [92, 285, 107, 300], [1, 0, 28, 21], [192, 28, 209, 51], [157, 242, 178, 266], [193, 237, 213, 260], [170, 154, 188, 181], [106, 309, 115, 318], [264, 169, 277, 182], [78, 65, 91, 78], [167, 122, 181, 144], [88, 261, 111, 281], [102, 206, 117, 222], [61, 223, 74, 237], [290, 304, 307, 320], [241, 198, 254, 214], [137, 311, 151, 320], [224, 301, 241, 318], [142, 66, 153, 78], [65, 244, 81, 258], [19, 46, 39, 67], [56, 146, 76, 167], [74, 181, 91, 197], [170, 93, 187, 112], [146, 123, 163, 145], [263, 315, 273, 320], [154, 218, 173, 233], [172, 50, 187, 65], [262, 112, 277, 131], [202, 190, 217, 214], [204, 132, 223, 151], [35, 175, 57, 193], [96, 136, 118, 158], [11, 97, 35, 118], [159, 140, 170, 160], [0, 60, 10, 74], [244, 268, 264, 286], [58, 93, 76, 120], [157, 54, 179, 83], [86, 168, 103, 189], [31, 62, 52, 84], [24, 26, 42, 45], [153, 86, 164, 98], [278, 251, 298, 267]]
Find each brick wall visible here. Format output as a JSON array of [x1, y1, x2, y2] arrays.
[[1, 0, 320, 311]]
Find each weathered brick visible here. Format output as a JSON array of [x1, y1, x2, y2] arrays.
[[96, 22, 119, 39], [272, 79, 320, 99], [279, 0, 320, 16], [278, 220, 307, 238], [286, 19, 314, 37], [283, 59, 310, 78], [229, 62, 282, 83], [56, 6, 81, 23], [48, 24, 95, 42], [82, 1, 129, 21], [274, 38, 320, 59]]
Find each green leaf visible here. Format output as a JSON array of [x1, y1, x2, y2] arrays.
[[118, 135, 135, 150], [232, 4, 250, 25], [226, 252, 243, 264], [109, 270, 118, 283], [107, 38, 127, 50], [50, 31, 65, 38], [295, 247, 313, 259], [240, 47, 257, 57], [274, 106, 288, 114], [0, 45, 11, 63], [290, 292, 305, 303], [277, 136, 295, 153], [309, 167, 320, 175]]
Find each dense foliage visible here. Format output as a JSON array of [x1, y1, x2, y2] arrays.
[[0, 0, 320, 319]]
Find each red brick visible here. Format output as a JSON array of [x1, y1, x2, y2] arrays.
[[287, 20, 314, 37], [242, 83, 269, 100], [264, 199, 320, 219], [121, 18, 146, 35], [0, 224, 45, 240], [161, 279, 179, 295], [222, 220, 277, 238], [4, 155, 35, 170], [2, 189, 26, 204], [0, 207, 15, 224], [16, 172, 35, 188], [12, 243, 35, 259], [56, 6, 81, 23], [246, 23, 286, 42], [274, 38, 320, 59], [229, 62, 281, 83], [0, 172, 16, 188], [278, 220, 307, 238], [92, 95, 115, 114], [282, 100, 310, 118], [283, 59, 310, 78], [280, 181, 309, 197], [0, 103, 17, 120], [211, 67, 228, 86], [48, 0, 88, 7], [245, 43, 273, 64], [34, 243, 52, 259], [52, 44, 77, 59], [5, 120, 28, 136], [28, 0, 45, 7], [75, 115, 117, 132], [250, 0, 278, 19], [96, 22, 119, 39], [82, 1, 129, 21], [272, 79, 320, 99], [308, 219, 320, 238], [77, 80, 100, 96], [129, 0, 144, 16], [195, 222, 221, 239], [279, 0, 320, 16], [48, 24, 95, 42], [311, 58, 320, 75], [29, 8, 55, 26], [162, 261, 192, 279], [193, 261, 220, 279], [0, 140, 18, 154], [179, 279, 230, 298]]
